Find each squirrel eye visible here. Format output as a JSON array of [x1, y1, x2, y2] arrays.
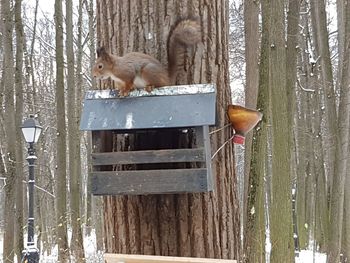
[[98, 64, 103, 69]]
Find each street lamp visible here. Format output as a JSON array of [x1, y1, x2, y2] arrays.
[[21, 115, 42, 263]]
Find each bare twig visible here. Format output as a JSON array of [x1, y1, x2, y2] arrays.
[[0, 177, 6, 191], [297, 78, 315, 92], [22, 180, 55, 198], [211, 133, 235, 160]]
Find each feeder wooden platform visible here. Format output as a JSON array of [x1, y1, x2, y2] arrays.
[[104, 253, 237, 263]]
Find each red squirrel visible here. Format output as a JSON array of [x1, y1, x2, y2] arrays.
[[92, 19, 201, 96]]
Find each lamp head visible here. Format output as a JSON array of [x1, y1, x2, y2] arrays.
[[21, 115, 42, 144]]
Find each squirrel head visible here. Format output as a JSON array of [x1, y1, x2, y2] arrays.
[[92, 47, 114, 80]]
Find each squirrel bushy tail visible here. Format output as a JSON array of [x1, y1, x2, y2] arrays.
[[167, 18, 201, 83]]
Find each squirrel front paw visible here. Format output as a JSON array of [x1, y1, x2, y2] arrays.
[[119, 89, 130, 97], [145, 85, 155, 93], [118, 83, 135, 97]]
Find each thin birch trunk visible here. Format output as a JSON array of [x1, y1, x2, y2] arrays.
[[84, 0, 96, 237], [55, 0, 69, 260]]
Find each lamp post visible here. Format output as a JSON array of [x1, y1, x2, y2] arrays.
[[21, 115, 42, 263]]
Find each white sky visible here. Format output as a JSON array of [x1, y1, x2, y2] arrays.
[[25, 0, 55, 15], [25, 0, 81, 19]]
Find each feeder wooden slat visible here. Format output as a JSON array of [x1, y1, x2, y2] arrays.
[[195, 126, 214, 191], [91, 148, 205, 165], [91, 168, 210, 195]]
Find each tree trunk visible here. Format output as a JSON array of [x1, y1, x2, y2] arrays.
[[304, 92, 316, 249], [269, 0, 294, 261], [244, 0, 269, 261], [76, 0, 85, 249], [286, 0, 300, 144], [310, 0, 337, 196], [28, 0, 39, 114], [66, 0, 85, 260], [339, 1, 349, 259], [93, 196, 104, 251], [84, 0, 96, 237], [242, 0, 260, 243], [337, 0, 345, 101], [1, 0, 16, 261], [35, 181, 43, 253], [328, 1, 350, 262], [295, 2, 312, 249], [0, 4, 4, 237], [310, 62, 328, 253], [96, 0, 240, 260], [286, 0, 301, 254], [14, 0, 25, 261], [343, 157, 350, 261], [54, 0, 69, 261]]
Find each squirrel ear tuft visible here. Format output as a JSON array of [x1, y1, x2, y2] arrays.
[[96, 47, 107, 58]]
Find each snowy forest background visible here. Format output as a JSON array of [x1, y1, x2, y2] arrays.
[[0, 0, 349, 262]]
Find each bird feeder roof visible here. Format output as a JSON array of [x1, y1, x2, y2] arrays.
[[80, 84, 217, 131]]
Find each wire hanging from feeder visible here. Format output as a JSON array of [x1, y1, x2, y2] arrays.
[[209, 123, 231, 135], [211, 133, 235, 160]]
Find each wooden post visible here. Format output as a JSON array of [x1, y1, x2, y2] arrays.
[[104, 253, 237, 263]]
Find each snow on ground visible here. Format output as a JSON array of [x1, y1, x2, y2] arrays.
[[0, 232, 327, 263], [0, 230, 104, 263], [83, 230, 104, 263], [295, 250, 327, 263], [40, 229, 104, 263]]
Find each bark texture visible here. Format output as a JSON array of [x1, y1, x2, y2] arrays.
[[85, 0, 96, 236], [1, 0, 16, 261], [295, 2, 311, 249], [328, 1, 350, 261], [66, 0, 85, 260], [242, 0, 260, 240], [269, 0, 294, 261], [286, 0, 301, 254], [96, 0, 240, 260], [310, 0, 337, 195], [14, 0, 25, 261], [246, 1, 294, 262], [244, 0, 269, 261]]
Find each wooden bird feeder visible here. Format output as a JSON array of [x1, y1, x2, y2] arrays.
[[80, 84, 216, 195]]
